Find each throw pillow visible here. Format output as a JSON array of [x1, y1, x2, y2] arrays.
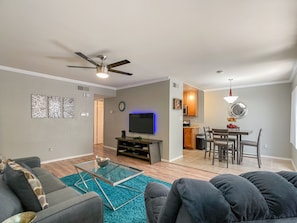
[[0, 160, 6, 173], [4, 161, 49, 211], [0, 157, 10, 173]]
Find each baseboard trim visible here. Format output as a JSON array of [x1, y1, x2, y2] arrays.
[[103, 145, 116, 151], [261, 154, 292, 161], [41, 153, 93, 164]]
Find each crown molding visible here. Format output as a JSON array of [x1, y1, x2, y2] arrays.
[[0, 65, 117, 90]]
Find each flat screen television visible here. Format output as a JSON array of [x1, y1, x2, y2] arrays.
[[129, 113, 155, 134]]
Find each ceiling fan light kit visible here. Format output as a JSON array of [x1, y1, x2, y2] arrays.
[[224, 78, 238, 104], [96, 72, 109, 79], [96, 66, 109, 79]]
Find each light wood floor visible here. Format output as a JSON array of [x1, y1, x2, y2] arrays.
[[42, 145, 295, 184], [173, 149, 295, 175]]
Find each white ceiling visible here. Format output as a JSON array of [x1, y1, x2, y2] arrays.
[[1, 0, 297, 91]]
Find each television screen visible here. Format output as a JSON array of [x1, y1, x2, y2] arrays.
[[129, 113, 155, 134]]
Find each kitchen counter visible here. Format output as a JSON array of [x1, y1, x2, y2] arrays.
[[183, 126, 199, 129]]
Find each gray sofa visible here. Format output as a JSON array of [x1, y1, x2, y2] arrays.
[[0, 156, 103, 223], [145, 171, 297, 223]]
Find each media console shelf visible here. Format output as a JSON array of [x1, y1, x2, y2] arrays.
[[115, 137, 162, 164]]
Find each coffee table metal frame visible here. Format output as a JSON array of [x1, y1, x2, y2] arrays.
[[74, 160, 144, 211]]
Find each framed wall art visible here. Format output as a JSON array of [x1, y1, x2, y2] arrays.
[[173, 98, 182, 110], [63, 97, 75, 118], [31, 94, 47, 118], [48, 96, 62, 118]]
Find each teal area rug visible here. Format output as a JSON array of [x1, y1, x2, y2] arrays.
[[60, 173, 171, 223]]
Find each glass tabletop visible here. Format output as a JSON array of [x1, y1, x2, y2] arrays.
[[75, 160, 143, 186]]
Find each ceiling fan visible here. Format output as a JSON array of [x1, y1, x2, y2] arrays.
[[67, 52, 132, 78]]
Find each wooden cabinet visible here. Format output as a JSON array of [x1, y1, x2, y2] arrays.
[[183, 127, 199, 149], [115, 137, 162, 164], [183, 90, 198, 116]]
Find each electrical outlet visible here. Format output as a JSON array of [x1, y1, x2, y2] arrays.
[[48, 148, 54, 152], [264, 144, 268, 149]]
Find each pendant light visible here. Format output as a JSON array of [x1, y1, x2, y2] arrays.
[[224, 78, 238, 103]]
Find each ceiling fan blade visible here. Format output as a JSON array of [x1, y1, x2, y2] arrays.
[[75, 52, 100, 67], [67, 65, 96, 69], [109, 69, 133, 76], [107, 60, 130, 69]]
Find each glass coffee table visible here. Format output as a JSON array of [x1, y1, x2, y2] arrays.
[[74, 160, 144, 211]]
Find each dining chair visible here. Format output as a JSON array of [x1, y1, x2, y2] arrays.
[[203, 126, 213, 159], [240, 128, 262, 168], [228, 127, 240, 163], [212, 129, 235, 168]]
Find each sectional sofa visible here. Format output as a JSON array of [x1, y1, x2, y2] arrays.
[[145, 171, 297, 222], [0, 156, 103, 223]]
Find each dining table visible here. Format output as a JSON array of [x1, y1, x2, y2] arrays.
[[209, 128, 253, 165]]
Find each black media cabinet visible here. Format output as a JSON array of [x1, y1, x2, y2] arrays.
[[115, 137, 162, 164]]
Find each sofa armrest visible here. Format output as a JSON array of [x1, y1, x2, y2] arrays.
[[144, 182, 170, 223], [33, 192, 103, 223], [14, 156, 41, 168]]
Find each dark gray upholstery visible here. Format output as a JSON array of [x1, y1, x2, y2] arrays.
[[240, 171, 297, 219], [211, 174, 269, 221], [35, 170, 67, 194], [4, 162, 44, 211], [15, 156, 41, 168], [0, 156, 103, 223], [145, 182, 169, 223], [0, 175, 23, 221], [145, 171, 297, 223]]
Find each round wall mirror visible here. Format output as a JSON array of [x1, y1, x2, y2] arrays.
[[229, 102, 248, 119]]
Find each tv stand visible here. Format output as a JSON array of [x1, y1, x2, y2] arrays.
[[115, 137, 162, 164]]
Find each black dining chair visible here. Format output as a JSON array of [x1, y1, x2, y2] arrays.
[[240, 128, 262, 168], [203, 126, 213, 159], [212, 128, 235, 168]]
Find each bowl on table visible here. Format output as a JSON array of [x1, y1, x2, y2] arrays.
[[96, 156, 110, 167]]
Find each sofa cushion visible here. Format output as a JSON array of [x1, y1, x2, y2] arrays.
[[158, 178, 232, 223], [46, 187, 81, 206], [241, 171, 297, 219], [210, 174, 269, 221], [0, 175, 23, 222], [4, 161, 49, 211], [277, 171, 297, 188], [32, 167, 66, 194], [32, 167, 52, 177]]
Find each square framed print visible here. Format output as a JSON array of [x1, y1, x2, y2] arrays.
[[173, 98, 182, 110]]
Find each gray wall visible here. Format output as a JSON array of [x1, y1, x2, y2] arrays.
[[204, 83, 291, 159], [103, 79, 184, 161], [291, 75, 297, 167], [169, 78, 184, 161], [104, 80, 291, 161], [0, 70, 116, 162], [1, 68, 292, 163]]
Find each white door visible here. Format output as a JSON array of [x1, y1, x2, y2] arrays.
[[94, 99, 104, 144]]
